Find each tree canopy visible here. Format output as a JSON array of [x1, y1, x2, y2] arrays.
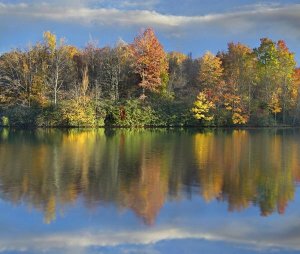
[[0, 28, 299, 127]]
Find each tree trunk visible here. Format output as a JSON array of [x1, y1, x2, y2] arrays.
[[54, 64, 59, 105]]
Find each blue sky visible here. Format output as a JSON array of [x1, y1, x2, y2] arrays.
[[0, 0, 300, 64], [1, 194, 300, 254]]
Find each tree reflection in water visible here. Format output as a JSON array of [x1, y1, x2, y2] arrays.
[[0, 128, 299, 224]]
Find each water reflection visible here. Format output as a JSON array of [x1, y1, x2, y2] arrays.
[[0, 128, 299, 224]]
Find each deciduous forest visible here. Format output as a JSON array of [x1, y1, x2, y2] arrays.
[[0, 28, 299, 127]]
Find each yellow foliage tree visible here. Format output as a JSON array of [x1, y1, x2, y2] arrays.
[[269, 92, 282, 123], [192, 92, 215, 122], [224, 93, 249, 124], [199, 51, 224, 89], [43, 31, 56, 54]]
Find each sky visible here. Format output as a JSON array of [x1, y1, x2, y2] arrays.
[[1, 194, 300, 254], [0, 0, 300, 64]]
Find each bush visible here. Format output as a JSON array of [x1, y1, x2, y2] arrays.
[[36, 105, 63, 127], [37, 99, 105, 127], [2, 105, 40, 127], [250, 108, 276, 126], [105, 99, 157, 127], [1, 116, 9, 127], [150, 96, 194, 127]]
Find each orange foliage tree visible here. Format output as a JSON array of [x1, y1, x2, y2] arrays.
[[131, 28, 168, 98]]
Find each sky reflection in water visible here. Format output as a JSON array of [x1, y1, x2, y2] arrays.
[[0, 128, 300, 254]]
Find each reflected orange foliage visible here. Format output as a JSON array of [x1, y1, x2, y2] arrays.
[[0, 129, 299, 224]]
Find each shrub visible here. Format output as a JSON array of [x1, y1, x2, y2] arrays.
[[1, 116, 9, 127], [150, 96, 194, 127], [59, 99, 97, 127], [105, 99, 157, 127], [36, 99, 105, 127], [2, 105, 39, 127]]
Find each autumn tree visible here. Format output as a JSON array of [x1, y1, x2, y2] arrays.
[[198, 52, 225, 99], [252, 38, 298, 124], [276, 40, 296, 123], [197, 52, 226, 124], [167, 51, 201, 101], [79, 42, 101, 102], [115, 40, 138, 99], [95, 47, 121, 101], [1, 30, 300, 127], [131, 28, 168, 97], [219, 43, 256, 124], [199, 51, 222, 86], [269, 90, 282, 123], [254, 38, 280, 121], [192, 92, 215, 122], [292, 68, 300, 124], [0, 45, 48, 107], [168, 51, 188, 92], [43, 31, 77, 105], [81, 41, 135, 102], [168, 52, 199, 100]]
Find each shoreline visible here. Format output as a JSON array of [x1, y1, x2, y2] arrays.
[[1, 125, 299, 130]]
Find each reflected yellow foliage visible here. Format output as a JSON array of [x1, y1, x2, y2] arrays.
[[194, 129, 298, 215], [0, 129, 299, 224], [45, 195, 56, 224]]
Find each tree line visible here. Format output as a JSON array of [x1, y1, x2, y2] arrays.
[[0, 28, 299, 127]]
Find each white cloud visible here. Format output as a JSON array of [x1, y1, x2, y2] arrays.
[[0, 2, 300, 32], [0, 1, 300, 58], [111, 0, 160, 9], [1, 219, 300, 253]]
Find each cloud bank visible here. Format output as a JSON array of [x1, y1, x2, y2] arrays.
[[0, 2, 300, 36], [1, 220, 300, 253]]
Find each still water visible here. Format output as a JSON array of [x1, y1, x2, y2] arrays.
[[0, 128, 300, 254]]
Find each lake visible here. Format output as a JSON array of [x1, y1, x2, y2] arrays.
[[0, 128, 300, 254]]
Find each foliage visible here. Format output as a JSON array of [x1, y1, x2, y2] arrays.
[[1, 105, 40, 127], [0, 128, 298, 223], [103, 99, 155, 127], [199, 52, 224, 91], [192, 92, 215, 122], [150, 96, 193, 126], [0, 29, 299, 127], [1, 116, 9, 126], [131, 28, 169, 95], [37, 100, 102, 127], [61, 100, 96, 127]]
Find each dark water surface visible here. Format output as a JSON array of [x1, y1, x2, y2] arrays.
[[0, 128, 300, 254]]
